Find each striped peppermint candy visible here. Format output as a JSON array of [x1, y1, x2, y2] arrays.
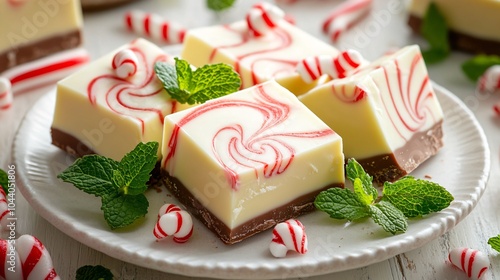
[[0, 78, 13, 110], [0, 239, 23, 280], [269, 219, 307, 258], [112, 49, 139, 79], [125, 10, 186, 44], [153, 203, 193, 243], [478, 65, 500, 93], [0, 188, 10, 231], [322, 0, 373, 43], [246, 2, 285, 37], [448, 247, 489, 280], [296, 50, 367, 83], [15, 235, 60, 280]]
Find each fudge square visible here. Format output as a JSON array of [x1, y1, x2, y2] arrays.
[[51, 38, 190, 161], [180, 17, 339, 96], [161, 80, 345, 244], [0, 0, 83, 72], [299, 45, 444, 183]]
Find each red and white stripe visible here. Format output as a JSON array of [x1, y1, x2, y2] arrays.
[[1, 48, 89, 95], [0, 78, 13, 110], [157, 203, 182, 219], [112, 49, 139, 79], [269, 219, 307, 258], [322, 0, 373, 43], [153, 203, 193, 243], [448, 247, 489, 280], [0, 235, 59, 280], [246, 2, 285, 37], [0, 188, 10, 231], [478, 65, 500, 93], [125, 10, 186, 44], [296, 50, 367, 83]]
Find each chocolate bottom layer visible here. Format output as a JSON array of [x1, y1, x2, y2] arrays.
[[0, 30, 82, 73], [408, 15, 500, 56], [358, 120, 444, 183], [51, 127, 162, 185], [162, 171, 343, 245]]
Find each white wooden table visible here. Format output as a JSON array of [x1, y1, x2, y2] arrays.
[[1, 0, 499, 279]]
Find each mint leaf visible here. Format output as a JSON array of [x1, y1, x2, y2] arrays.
[[155, 58, 241, 105], [0, 169, 8, 195], [117, 142, 158, 195], [382, 176, 453, 218], [207, 0, 236, 11], [421, 2, 449, 63], [76, 265, 113, 280], [346, 158, 377, 204], [102, 193, 149, 229], [369, 201, 408, 235], [462, 55, 500, 82], [57, 155, 119, 197], [488, 235, 500, 253], [314, 188, 371, 221]]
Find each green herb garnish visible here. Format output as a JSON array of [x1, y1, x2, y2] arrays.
[[421, 2, 450, 64], [58, 142, 158, 229], [76, 265, 114, 280], [315, 158, 454, 235], [462, 55, 500, 82], [207, 0, 236, 11], [488, 235, 500, 253], [0, 168, 8, 195], [155, 58, 241, 105]]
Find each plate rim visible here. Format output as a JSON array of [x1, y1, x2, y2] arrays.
[[13, 82, 491, 279]]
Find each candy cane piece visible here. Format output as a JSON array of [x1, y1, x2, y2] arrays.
[[0, 188, 10, 231], [478, 65, 500, 93], [448, 247, 489, 280], [112, 49, 139, 79], [0, 239, 23, 280], [322, 0, 373, 43], [296, 50, 367, 83], [1, 48, 89, 95], [0, 78, 13, 110], [154, 204, 193, 243], [157, 203, 182, 219], [125, 10, 186, 44], [494, 101, 500, 116], [16, 235, 60, 280], [269, 219, 307, 258], [246, 2, 285, 37]]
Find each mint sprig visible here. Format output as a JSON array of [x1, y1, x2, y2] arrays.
[[421, 2, 450, 64], [76, 265, 113, 280], [207, 0, 236, 11], [462, 55, 500, 82], [58, 142, 158, 229], [488, 235, 500, 253], [0, 169, 8, 195], [155, 58, 241, 105], [382, 176, 454, 218], [315, 158, 453, 235]]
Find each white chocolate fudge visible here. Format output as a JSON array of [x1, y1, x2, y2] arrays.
[[408, 0, 500, 55], [161, 80, 344, 244], [181, 19, 339, 96], [300, 45, 444, 182], [0, 0, 83, 72], [51, 38, 190, 161]]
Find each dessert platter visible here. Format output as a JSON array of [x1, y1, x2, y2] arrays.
[[13, 80, 489, 278], [4, 0, 493, 278]]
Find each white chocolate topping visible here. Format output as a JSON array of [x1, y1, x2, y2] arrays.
[[161, 80, 344, 229]]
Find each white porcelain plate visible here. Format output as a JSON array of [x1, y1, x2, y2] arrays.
[[13, 83, 490, 279]]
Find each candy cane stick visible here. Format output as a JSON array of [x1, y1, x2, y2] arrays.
[[296, 49, 367, 83], [1, 48, 89, 95], [448, 247, 489, 280], [125, 10, 186, 44], [16, 235, 60, 280], [322, 0, 373, 43], [153, 203, 193, 243], [269, 219, 307, 258]]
